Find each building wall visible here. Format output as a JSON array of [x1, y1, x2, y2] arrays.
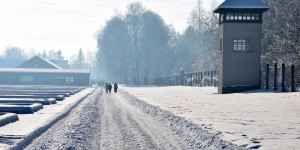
[[0, 72, 90, 86], [219, 22, 262, 93]]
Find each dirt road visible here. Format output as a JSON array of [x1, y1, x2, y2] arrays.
[[25, 88, 193, 149]]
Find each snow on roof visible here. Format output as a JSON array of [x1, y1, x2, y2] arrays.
[[50, 60, 69, 69], [214, 0, 269, 13], [0, 68, 90, 74], [16, 56, 62, 69], [0, 59, 25, 68]]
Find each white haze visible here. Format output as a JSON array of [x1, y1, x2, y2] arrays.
[[0, 0, 223, 59]]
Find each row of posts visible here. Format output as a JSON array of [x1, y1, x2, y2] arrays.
[[265, 63, 296, 92], [156, 64, 297, 92], [155, 70, 217, 87]]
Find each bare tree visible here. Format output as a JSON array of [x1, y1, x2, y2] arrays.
[[2, 46, 26, 60], [125, 2, 145, 84]]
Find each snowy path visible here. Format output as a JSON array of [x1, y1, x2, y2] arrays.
[[24, 88, 192, 150]]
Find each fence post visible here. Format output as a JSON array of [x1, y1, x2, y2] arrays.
[[180, 69, 184, 86], [282, 63, 285, 92], [200, 72, 203, 87], [196, 72, 198, 86], [190, 73, 192, 86], [185, 74, 187, 86], [192, 73, 194, 86], [274, 63, 277, 91], [210, 70, 213, 86], [266, 64, 269, 89], [195, 72, 198, 86], [214, 70, 217, 87], [291, 65, 295, 92]]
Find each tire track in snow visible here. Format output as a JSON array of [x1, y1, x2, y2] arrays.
[[24, 89, 103, 150], [99, 92, 190, 149], [25, 88, 195, 150]]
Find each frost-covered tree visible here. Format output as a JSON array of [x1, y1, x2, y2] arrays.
[[2, 46, 26, 60], [262, 0, 300, 88], [97, 15, 131, 83], [56, 49, 64, 60], [262, 0, 300, 64], [95, 1, 219, 85], [139, 10, 174, 84], [45, 49, 64, 61], [173, 0, 218, 72], [75, 48, 85, 69], [85, 50, 97, 67], [42, 50, 47, 59], [125, 2, 146, 84]]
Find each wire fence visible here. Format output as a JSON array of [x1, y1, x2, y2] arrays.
[[155, 70, 218, 87], [155, 63, 299, 92]]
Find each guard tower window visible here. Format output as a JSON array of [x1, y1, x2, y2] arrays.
[[252, 13, 260, 20], [225, 13, 260, 21], [226, 13, 234, 20], [243, 13, 251, 20], [235, 13, 243, 20], [233, 39, 250, 51]]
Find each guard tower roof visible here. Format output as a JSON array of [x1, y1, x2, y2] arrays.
[[214, 0, 269, 13]]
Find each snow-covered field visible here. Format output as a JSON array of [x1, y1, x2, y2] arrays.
[[121, 86, 300, 150]]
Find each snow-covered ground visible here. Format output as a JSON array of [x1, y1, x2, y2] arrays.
[[26, 88, 210, 150], [121, 86, 300, 150], [0, 87, 95, 150]]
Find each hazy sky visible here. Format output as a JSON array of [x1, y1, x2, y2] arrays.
[[0, 0, 223, 59]]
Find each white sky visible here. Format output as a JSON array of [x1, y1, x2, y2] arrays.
[[0, 0, 223, 59]]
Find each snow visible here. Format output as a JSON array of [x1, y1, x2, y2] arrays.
[[0, 113, 19, 127], [121, 86, 300, 150], [0, 98, 56, 105], [0, 87, 95, 150], [0, 103, 43, 113], [0, 68, 89, 74], [25, 88, 243, 150]]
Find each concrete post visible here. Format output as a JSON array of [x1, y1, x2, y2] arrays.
[[274, 63, 278, 91], [210, 70, 213, 86], [180, 69, 184, 86], [291, 65, 295, 92], [266, 64, 269, 89], [282, 63, 285, 92]]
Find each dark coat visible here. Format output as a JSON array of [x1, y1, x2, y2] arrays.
[[114, 83, 118, 93]]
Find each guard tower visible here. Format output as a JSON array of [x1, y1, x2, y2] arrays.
[[214, 0, 269, 94]]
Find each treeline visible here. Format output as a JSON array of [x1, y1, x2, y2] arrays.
[[262, 0, 300, 64], [0, 46, 28, 60], [0, 46, 96, 69], [96, 1, 218, 84], [262, 0, 300, 87]]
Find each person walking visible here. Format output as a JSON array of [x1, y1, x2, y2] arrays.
[[114, 83, 118, 93], [104, 83, 108, 93], [108, 83, 112, 93]]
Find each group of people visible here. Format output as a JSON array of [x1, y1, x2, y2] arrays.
[[104, 83, 118, 93]]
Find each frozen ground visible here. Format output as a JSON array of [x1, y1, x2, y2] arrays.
[[0, 87, 94, 150], [26, 88, 241, 150], [121, 86, 300, 150]]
